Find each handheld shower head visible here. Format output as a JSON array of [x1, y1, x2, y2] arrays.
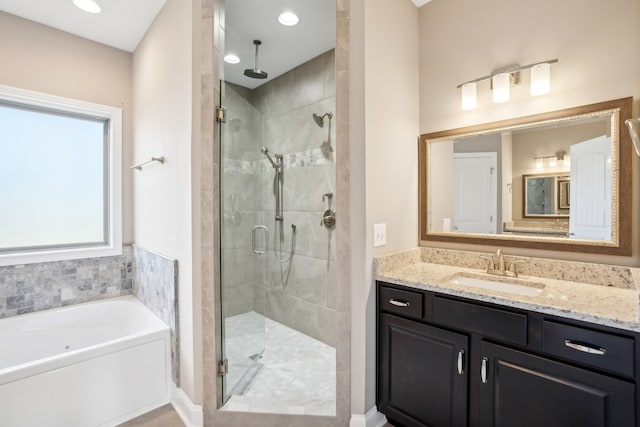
[[261, 147, 279, 169], [312, 112, 334, 128]]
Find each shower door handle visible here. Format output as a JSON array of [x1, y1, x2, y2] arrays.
[[252, 225, 269, 254]]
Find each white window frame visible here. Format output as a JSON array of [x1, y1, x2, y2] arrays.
[[0, 84, 122, 266]]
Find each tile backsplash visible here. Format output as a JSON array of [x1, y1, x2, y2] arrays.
[[0, 246, 133, 318]]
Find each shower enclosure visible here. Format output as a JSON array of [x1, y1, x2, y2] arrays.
[[218, 2, 336, 412]]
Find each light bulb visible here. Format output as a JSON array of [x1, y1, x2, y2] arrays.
[[530, 63, 550, 96], [492, 73, 510, 103], [461, 82, 477, 110]]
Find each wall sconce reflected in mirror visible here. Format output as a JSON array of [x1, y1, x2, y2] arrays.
[[626, 118, 640, 156], [458, 59, 557, 110], [535, 151, 569, 169]]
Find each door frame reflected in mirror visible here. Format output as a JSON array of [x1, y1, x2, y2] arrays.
[[419, 97, 632, 255]]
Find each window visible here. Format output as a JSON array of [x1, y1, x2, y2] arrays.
[[0, 85, 122, 266]]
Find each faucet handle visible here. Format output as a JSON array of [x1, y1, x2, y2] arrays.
[[507, 260, 527, 277], [479, 255, 495, 272]]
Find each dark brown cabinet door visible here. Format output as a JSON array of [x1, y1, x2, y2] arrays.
[[479, 341, 636, 427], [378, 314, 468, 427]]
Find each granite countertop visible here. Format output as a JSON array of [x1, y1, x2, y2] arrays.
[[374, 248, 640, 332]]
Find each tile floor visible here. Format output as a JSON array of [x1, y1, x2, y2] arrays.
[[221, 311, 336, 416], [124, 311, 336, 425], [119, 404, 184, 427]]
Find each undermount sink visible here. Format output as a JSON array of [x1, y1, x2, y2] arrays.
[[446, 273, 545, 297]]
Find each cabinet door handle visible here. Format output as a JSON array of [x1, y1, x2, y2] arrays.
[[388, 299, 410, 307], [564, 340, 606, 356], [457, 350, 465, 375], [481, 357, 488, 383]]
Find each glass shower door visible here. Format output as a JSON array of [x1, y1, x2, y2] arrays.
[[219, 80, 266, 403]]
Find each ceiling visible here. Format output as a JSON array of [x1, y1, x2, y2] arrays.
[[0, 0, 166, 52], [224, 0, 336, 89], [0, 0, 428, 87]]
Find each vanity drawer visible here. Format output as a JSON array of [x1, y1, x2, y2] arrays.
[[379, 286, 423, 320], [432, 296, 527, 346], [542, 320, 635, 378]]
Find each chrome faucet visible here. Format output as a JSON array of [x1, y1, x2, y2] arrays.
[[479, 249, 526, 277]]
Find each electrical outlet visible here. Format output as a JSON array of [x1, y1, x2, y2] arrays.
[[373, 223, 387, 247]]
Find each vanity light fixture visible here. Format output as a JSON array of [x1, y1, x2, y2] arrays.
[[73, 0, 101, 14], [534, 151, 567, 168], [278, 11, 299, 26], [458, 59, 558, 110], [626, 118, 640, 156]]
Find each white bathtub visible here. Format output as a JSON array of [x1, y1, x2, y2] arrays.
[[0, 296, 171, 427]]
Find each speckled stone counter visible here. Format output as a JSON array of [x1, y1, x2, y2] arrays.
[[374, 248, 640, 332]]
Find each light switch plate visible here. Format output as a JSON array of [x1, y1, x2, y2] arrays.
[[373, 223, 387, 247]]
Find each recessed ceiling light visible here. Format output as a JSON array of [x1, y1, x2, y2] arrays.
[[278, 11, 299, 26], [73, 0, 101, 14], [224, 54, 240, 64]]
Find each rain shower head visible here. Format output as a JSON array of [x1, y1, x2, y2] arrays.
[[312, 112, 333, 128], [244, 40, 268, 79]]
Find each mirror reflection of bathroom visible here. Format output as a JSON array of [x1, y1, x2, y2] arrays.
[[219, 0, 337, 416]]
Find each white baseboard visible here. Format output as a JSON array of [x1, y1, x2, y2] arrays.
[[171, 384, 204, 427], [350, 406, 388, 427]]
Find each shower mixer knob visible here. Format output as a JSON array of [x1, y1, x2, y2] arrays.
[[321, 209, 336, 230]]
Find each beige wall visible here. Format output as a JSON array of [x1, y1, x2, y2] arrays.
[[0, 11, 134, 244], [351, 0, 420, 415], [418, 0, 640, 266], [132, 0, 202, 403]]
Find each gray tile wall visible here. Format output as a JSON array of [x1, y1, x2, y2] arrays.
[[132, 245, 180, 385], [0, 246, 133, 318], [221, 50, 337, 346]]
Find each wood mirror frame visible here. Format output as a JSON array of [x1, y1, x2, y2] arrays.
[[418, 97, 632, 255]]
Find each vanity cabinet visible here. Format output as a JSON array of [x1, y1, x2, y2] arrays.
[[376, 281, 638, 427], [378, 313, 468, 427]]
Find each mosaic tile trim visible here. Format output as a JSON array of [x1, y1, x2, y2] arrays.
[[132, 245, 180, 386], [224, 146, 334, 175], [0, 246, 133, 318]]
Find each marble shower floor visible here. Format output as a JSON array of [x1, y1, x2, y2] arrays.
[[221, 311, 336, 416]]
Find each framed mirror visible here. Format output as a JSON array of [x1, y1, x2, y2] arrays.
[[419, 97, 632, 255]]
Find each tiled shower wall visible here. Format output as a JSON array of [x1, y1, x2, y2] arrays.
[[222, 49, 337, 346], [0, 246, 133, 318]]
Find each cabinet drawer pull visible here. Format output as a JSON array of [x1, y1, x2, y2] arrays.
[[388, 299, 410, 307], [457, 350, 465, 375], [564, 340, 606, 356], [481, 357, 488, 383]]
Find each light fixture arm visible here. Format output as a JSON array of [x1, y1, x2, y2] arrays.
[[456, 58, 558, 88]]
